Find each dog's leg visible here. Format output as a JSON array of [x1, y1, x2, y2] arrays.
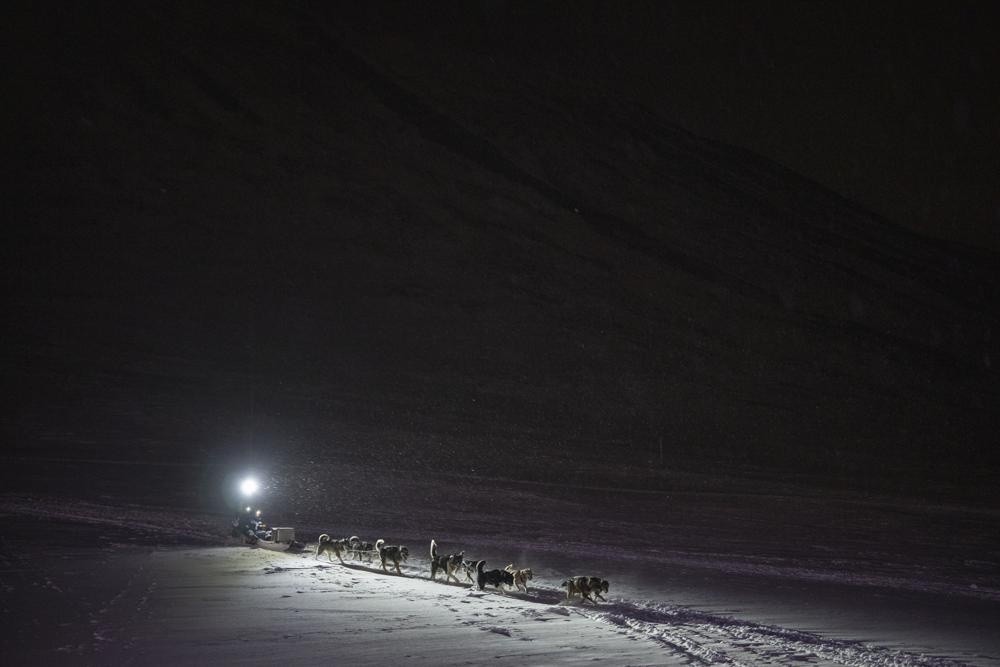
[[395, 559, 403, 575]]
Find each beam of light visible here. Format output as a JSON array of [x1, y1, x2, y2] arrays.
[[240, 477, 259, 497]]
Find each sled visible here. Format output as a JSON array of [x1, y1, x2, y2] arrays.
[[245, 527, 306, 552]]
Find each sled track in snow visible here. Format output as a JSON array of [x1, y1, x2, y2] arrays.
[[576, 599, 970, 666], [309, 553, 976, 667]]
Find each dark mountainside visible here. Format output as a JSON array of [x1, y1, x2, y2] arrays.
[[4, 4, 998, 501]]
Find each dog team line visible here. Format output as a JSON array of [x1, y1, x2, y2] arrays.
[[315, 535, 610, 604]]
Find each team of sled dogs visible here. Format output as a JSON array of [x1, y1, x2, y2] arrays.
[[316, 534, 609, 603]]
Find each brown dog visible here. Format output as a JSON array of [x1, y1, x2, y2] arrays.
[[504, 564, 533, 593], [562, 576, 609, 604]]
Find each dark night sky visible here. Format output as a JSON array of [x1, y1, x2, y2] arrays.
[[349, 1, 1000, 251]]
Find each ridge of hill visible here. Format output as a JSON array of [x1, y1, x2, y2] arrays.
[[4, 4, 998, 498]]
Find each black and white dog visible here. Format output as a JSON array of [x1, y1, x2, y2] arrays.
[[476, 560, 514, 592], [430, 539, 464, 583], [374, 539, 409, 574], [315, 534, 349, 563]]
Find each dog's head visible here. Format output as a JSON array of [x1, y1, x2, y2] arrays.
[[399, 546, 410, 561], [522, 569, 533, 581]]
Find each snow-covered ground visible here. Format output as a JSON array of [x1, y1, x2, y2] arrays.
[[3, 528, 991, 666], [2, 460, 998, 665]]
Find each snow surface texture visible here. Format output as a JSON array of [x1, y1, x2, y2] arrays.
[[3, 475, 998, 665], [3, 536, 987, 666]]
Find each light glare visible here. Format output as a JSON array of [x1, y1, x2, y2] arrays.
[[240, 477, 259, 497]]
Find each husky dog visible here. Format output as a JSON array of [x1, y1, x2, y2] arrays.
[[587, 577, 610, 601], [459, 559, 478, 584], [346, 535, 362, 559], [561, 576, 609, 604], [561, 577, 591, 603], [347, 536, 375, 563], [476, 560, 514, 592], [430, 539, 465, 583], [504, 564, 533, 593], [374, 539, 409, 574], [315, 534, 348, 563]]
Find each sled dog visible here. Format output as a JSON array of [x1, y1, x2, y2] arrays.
[[347, 536, 375, 563], [504, 564, 533, 593], [476, 560, 514, 592], [374, 539, 409, 574], [562, 576, 609, 604], [316, 534, 348, 563], [430, 539, 465, 583], [459, 558, 478, 583]]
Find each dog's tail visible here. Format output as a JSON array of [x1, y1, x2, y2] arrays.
[[374, 538, 385, 553], [430, 539, 438, 559], [476, 559, 486, 574], [504, 563, 514, 572]]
